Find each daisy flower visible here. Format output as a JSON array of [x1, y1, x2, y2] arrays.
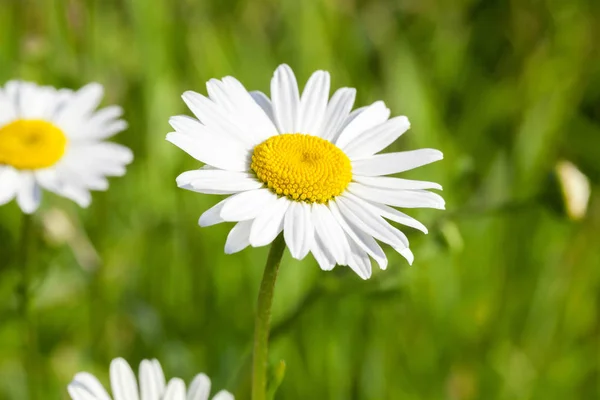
[[168, 64, 444, 279], [0, 80, 133, 214], [67, 358, 233, 400]]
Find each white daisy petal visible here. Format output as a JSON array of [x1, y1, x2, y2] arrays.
[[0, 88, 18, 124], [57, 146, 130, 181], [150, 359, 166, 395], [56, 182, 92, 208], [329, 200, 388, 270], [359, 198, 429, 234], [81, 174, 110, 191], [54, 83, 104, 134], [163, 378, 186, 400], [13, 82, 33, 116], [311, 204, 350, 265], [206, 79, 230, 106], [220, 188, 276, 222], [335, 101, 390, 149], [53, 88, 75, 112], [297, 70, 330, 134], [4, 80, 21, 95], [317, 88, 356, 141], [70, 372, 111, 400], [140, 360, 162, 400], [64, 186, 92, 208], [187, 373, 211, 400], [310, 233, 336, 271], [176, 170, 263, 194], [4, 81, 22, 114], [212, 391, 235, 400], [250, 196, 291, 247], [33, 167, 63, 190], [346, 239, 372, 280], [353, 175, 442, 191], [336, 194, 409, 250], [168, 115, 250, 171], [67, 384, 100, 400], [347, 182, 445, 209], [199, 198, 229, 227], [88, 120, 128, 141], [221, 76, 278, 141], [337, 105, 367, 134], [46, 162, 110, 191], [351, 149, 443, 176], [18, 83, 57, 120], [225, 220, 253, 254], [283, 201, 314, 259], [399, 248, 414, 265], [0, 167, 20, 205], [250, 91, 275, 124], [80, 142, 133, 165], [206, 78, 277, 145], [16, 173, 41, 214], [71, 83, 104, 115], [86, 105, 125, 140], [35, 167, 93, 208], [355, 231, 387, 271], [110, 358, 140, 400], [181, 91, 254, 148], [342, 116, 410, 159], [271, 64, 300, 133], [338, 193, 414, 269]]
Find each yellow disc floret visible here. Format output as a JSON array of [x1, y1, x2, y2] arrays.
[[251, 133, 352, 203], [0, 119, 67, 170]]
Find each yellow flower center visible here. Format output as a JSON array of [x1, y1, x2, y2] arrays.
[[251, 133, 352, 203], [0, 119, 67, 170]]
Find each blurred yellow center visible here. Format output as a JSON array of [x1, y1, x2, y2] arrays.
[[251, 133, 352, 203], [0, 119, 67, 170]]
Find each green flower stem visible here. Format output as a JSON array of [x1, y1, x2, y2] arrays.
[[252, 234, 286, 400], [17, 213, 37, 400]]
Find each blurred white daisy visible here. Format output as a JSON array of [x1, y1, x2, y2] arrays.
[[556, 160, 590, 221], [168, 64, 444, 279], [68, 358, 233, 400], [0, 80, 133, 214]]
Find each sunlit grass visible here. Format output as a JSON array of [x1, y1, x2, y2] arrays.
[[1, 0, 599, 398]]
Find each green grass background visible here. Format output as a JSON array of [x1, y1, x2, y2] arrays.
[[1, 0, 600, 398]]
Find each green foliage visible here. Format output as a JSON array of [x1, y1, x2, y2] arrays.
[[1, 0, 599, 398]]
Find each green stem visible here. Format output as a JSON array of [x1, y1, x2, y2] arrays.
[[16, 213, 36, 400], [252, 234, 286, 400]]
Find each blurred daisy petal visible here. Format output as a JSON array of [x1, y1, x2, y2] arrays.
[[0, 80, 132, 213], [68, 359, 232, 400], [110, 358, 140, 400], [163, 378, 186, 400], [187, 374, 211, 400]]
